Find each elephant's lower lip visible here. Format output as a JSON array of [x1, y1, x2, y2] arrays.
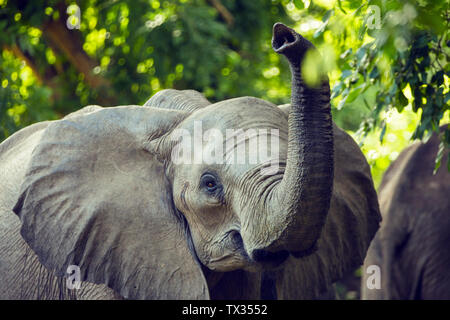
[[252, 249, 290, 267]]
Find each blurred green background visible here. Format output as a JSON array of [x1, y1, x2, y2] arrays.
[[0, 0, 448, 299]]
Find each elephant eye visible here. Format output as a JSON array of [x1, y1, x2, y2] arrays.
[[200, 173, 220, 193]]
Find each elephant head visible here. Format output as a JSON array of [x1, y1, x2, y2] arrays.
[[12, 24, 379, 299]]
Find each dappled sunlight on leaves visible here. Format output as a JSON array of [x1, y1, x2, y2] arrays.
[[0, 0, 448, 175]]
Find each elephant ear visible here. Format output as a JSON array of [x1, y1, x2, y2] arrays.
[[144, 89, 210, 112], [13, 105, 209, 299]]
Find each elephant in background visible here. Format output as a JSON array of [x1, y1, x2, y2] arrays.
[[362, 126, 450, 300], [0, 23, 380, 299]]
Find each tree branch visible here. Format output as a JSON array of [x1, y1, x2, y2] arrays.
[[3, 44, 62, 102], [207, 0, 234, 27], [42, 19, 109, 90], [4, 44, 44, 84], [41, 3, 116, 105]]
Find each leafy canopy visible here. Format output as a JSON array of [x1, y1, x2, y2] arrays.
[[0, 0, 448, 185]]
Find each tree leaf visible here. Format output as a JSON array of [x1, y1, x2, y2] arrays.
[[313, 9, 334, 38], [337, 0, 347, 14], [293, 0, 304, 10], [396, 90, 409, 112]]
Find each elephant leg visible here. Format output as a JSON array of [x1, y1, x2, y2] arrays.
[[261, 271, 277, 299], [207, 269, 261, 299]]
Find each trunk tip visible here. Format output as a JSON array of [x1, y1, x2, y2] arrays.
[[272, 23, 298, 53]]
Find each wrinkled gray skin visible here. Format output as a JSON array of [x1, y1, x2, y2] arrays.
[[362, 126, 450, 300], [0, 24, 380, 299]]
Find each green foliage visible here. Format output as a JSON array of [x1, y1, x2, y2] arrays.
[[289, 0, 449, 182], [0, 0, 291, 129], [0, 50, 55, 141], [329, 0, 449, 173], [0, 0, 448, 183]]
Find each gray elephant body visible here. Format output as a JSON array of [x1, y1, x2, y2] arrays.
[[0, 25, 380, 299], [361, 127, 450, 300], [0, 101, 378, 299]]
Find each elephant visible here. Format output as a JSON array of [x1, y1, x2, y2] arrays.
[[0, 23, 380, 300], [361, 126, 450, 300]]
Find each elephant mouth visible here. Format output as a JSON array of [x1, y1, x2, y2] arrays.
[[207, 230, 291, 271], [230, 230, 290, 269], [251, 249, 290, 268], [208, 249, 289, 272]]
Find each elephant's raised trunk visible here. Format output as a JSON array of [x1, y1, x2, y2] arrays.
[[265, 23, 334, 255]]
